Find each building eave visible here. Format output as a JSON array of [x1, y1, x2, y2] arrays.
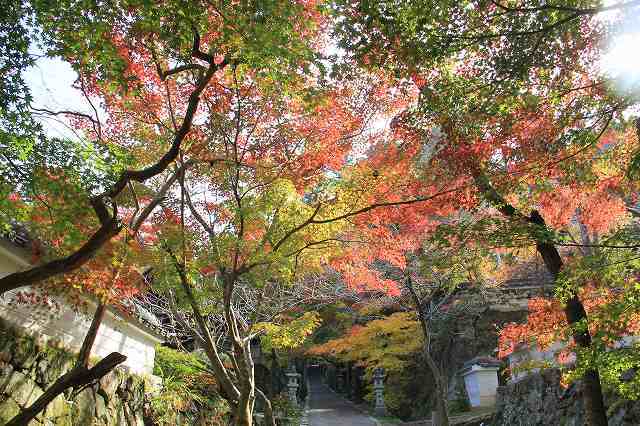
[[0, 237, 164, 344]]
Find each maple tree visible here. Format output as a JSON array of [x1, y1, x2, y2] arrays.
[[0, 0, 328, 296], [140, 63, 423, 424], [392, 88, 634, 425], [4, 1, 640, 424], [1, 2, 465, 423], [323, 1, 640, 424], [338, 238, 487, 423], [0, 2, 344, 424], [306, 221, 489, 422], [401, 242, 490, 426], [499, 229, 640, 399], [309, 311, 424, 409]]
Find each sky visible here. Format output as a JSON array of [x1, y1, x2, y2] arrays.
[[601, 30, 640, 92], [24, 55, 95, 139], [24, 4, 640, 138], [599, 0, 640, 91]]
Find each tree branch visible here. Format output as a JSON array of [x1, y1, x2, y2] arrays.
[[0, 199, 121, 295], [1, 30, 231, 295], [6, 353, 126, 426], [6, 301, 124, 426]]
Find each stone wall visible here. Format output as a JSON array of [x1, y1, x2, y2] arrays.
[[493, 368, 640, 426], [456, 283, 553, 314], [0, 318, 149, 425]]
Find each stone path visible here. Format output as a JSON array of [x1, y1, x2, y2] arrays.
[[307, 372, 377, 426]]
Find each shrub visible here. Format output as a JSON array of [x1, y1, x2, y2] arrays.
[[151, 346, 230, 425]]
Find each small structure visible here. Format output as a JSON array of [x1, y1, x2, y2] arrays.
[[286, 364, 300, 406], [0, 236, 163, 375], [460, 356, 501, 408], [506, 342, 571, 383], [372, 366, 386, 416]]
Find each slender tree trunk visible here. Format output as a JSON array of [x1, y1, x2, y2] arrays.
[[167, 249, 241, 403], [426, 352, 450, 426], [473, 171, 607, 426], [256, 387, 277, 426], [230, 342, 256, 426], [406, 277, 450, 426], [167, 247, 265, 426], [223, 273, 259, 426], [6, 302, 126, 426]]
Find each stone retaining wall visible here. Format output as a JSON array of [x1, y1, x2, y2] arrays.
[[0, 318, 149, 425], [493, 368, 640, 425]]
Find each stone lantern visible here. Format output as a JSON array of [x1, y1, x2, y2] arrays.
[[372, 367, 386, 416], [285, 365, 300, 406], [460, 356, 501, 408]]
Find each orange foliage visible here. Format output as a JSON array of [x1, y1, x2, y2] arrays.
[[498, 286, 640, 359]]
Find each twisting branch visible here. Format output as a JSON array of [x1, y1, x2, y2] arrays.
[[0, 29, 232, 296], [159, 63, 207, 81], [163, 243, 241, 403], [6, 302, 126, 426], [130, 160, 195, 233], [0, 198, 120, 295], [31, 107, 100, 127], [105, 48, 227, 198], [31, 104, 103, 142], [490, 0, 640, 15], [192, 28, 216, 64], [310, 186, 465, 225]]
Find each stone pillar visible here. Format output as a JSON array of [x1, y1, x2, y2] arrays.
[[460, 356, 501, 408], [286, 365, 300, 406], [336, 367, 345, 393], [372, 367, 386, 417]]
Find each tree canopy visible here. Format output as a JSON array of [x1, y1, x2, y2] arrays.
[[2, 0, 640, 425]]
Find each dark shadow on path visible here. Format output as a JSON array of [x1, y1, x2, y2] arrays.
[[307, 367, 377, 426]]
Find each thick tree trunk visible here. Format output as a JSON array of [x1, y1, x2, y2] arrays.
[[529, 212, 607, 426], [473, 171, 607, 426], [6, 303, 126, 426], [234, 387, 256, 426]]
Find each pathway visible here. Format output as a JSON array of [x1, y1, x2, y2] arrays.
[[306, 369, 377, 426]]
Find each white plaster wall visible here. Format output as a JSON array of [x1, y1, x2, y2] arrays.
[[463, 371, 481, 406], [462, 367, 499, 407], [507, 341, 573, 383], [0, 242, 161, 375]]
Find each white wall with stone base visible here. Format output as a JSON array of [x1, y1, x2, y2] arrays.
[[0, 239, 162, 375]]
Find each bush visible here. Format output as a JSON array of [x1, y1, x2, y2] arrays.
[[154, 345, 209, 377], [151, 346, 230, 425]]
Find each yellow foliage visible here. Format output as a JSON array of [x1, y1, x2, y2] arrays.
[[254, 311, 321, 351], [308, 312, 423, 374]]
